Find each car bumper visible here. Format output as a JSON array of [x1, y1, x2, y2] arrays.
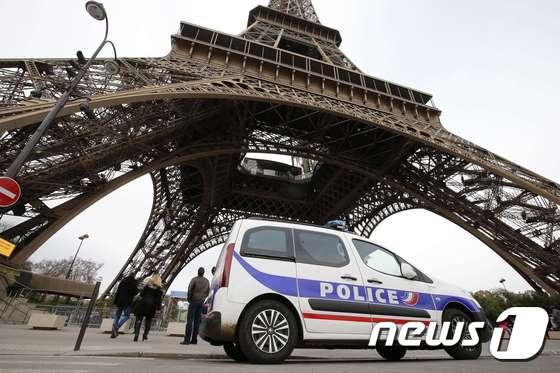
[[199, 311, 236, 345]]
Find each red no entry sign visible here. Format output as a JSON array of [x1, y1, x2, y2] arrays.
[[0, 176, 21, 208]]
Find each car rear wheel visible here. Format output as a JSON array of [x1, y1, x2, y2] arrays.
[[237, 300, 298, 364], [376, 344, 407, 361], [223, 342, 247, 362], [443, 308, 482, 360]]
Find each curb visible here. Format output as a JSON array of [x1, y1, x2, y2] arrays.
[[59, 350, 560, 360], [61, 351, 322, 360], [67, 352, 230, 359]]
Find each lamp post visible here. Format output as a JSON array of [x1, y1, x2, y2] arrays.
[[4, 1, 120, 179], [66, 234, 90, 280], [499, 278, 508, 292]]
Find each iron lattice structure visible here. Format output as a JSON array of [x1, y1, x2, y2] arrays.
[[1, 1, 559, 295]]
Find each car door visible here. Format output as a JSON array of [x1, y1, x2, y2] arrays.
[[349, 239, 436, 327], [294, 228, 371, 335]]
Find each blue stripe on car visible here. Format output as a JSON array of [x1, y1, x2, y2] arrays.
[[233, 251, 478, 313]]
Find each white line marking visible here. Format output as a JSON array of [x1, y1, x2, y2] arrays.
[[0, 361, 118, 366], [0, 370, 89, 373], [0, 186, 16, 199]]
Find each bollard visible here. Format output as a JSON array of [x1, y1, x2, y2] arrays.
[[74, 281, 100, 351]]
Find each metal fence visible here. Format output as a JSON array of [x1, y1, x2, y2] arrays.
[[1, 272, 173, 329], [1, 281, 36, 323]]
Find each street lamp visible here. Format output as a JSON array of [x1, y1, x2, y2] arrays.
[[66, 234, 90, 279], [4, 1, 119, 179], [499, 278, 508, 292], [85, 1, 106, 20]]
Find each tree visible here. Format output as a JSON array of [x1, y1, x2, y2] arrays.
[[472, 289, 560, 324], [32, 257, 103, 284], [471, 290, 508, 323]]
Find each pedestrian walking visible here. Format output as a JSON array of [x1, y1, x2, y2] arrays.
[[133, 274, 164, 342], [180, 267, 210, 345], [111, 274, 138, 338]]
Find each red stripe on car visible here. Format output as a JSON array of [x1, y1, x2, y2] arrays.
[[303, 312, 430, 325]]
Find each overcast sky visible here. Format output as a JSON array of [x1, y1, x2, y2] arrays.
[[1, 0, 559, 293]]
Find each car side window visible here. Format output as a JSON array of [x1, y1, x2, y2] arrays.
[[241, 227, 294, 260], [294, 229, 349, 267], [353, 239, 402, 276]]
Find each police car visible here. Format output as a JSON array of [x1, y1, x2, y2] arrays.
[[200, 218, 491, 364]]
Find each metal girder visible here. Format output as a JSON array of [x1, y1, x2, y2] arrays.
[[268, 0, 321, 24]]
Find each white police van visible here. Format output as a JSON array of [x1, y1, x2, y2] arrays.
[[200, 218, 491, 363]]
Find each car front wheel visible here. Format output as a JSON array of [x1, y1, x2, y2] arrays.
[[237, 300, 298, 364], [443, 308, 482, 360]]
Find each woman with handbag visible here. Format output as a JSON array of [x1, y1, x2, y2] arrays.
[[132, 274, 163, 342]]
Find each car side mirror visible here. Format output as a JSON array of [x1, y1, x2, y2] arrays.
[[401, 263, 417, 280]]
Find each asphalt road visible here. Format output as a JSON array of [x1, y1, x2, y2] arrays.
[[2, 325, 559, 372], [0, 354, 559, 373]]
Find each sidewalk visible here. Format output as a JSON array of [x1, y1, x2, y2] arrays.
[[1, 324, 559, 360]]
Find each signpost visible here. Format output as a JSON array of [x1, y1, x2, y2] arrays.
[[0, 176, 21, 208], [74, 280, 101, 351], [0, 177, 20, 258]]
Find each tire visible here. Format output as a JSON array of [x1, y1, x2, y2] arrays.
[[237, 300, 298, 364], [376, 344, 407, 361], [223, 342, 247, 362], [443, 308, 482, 360]]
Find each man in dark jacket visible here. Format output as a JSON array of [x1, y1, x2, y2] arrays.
[[111, 274, 138, 338], [180, 267, 210, 345]]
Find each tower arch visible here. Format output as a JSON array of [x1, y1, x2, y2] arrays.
[[0, 1, 558, 295]]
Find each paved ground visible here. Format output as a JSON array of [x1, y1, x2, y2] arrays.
[[0, 354, 559, 373], [0, 325, 559, 372]]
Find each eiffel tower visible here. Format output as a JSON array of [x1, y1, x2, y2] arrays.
[[1, 0, 559, 295]]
